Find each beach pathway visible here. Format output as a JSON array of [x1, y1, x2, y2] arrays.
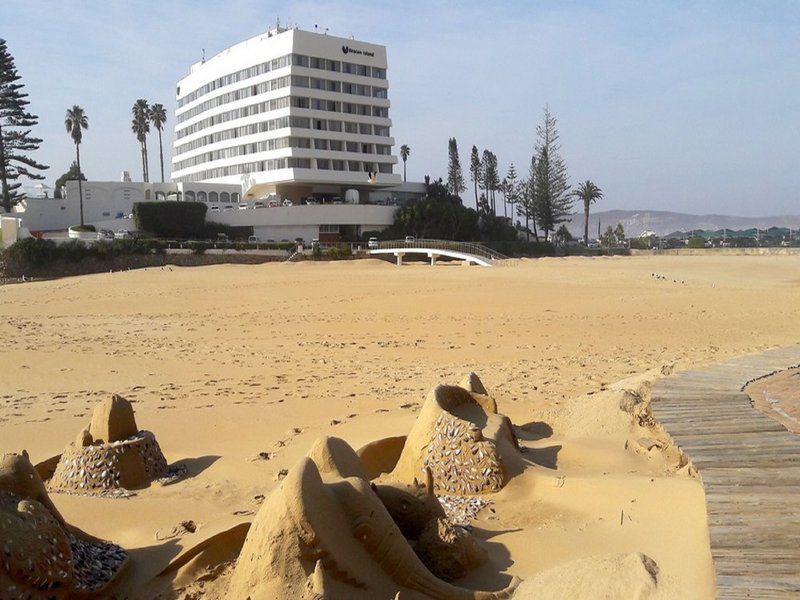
[[651, 346, 800, 599]]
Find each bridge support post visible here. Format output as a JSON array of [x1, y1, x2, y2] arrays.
[[428, 253, 437, 266], [395, 252, 404, 266]]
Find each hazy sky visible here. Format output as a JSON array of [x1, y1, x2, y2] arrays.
[[4, 0, 799, 215]]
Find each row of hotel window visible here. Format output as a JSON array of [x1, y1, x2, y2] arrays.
[[143, 190, 241, 203], [177, 53, 387, 108], [176, 74, 388, 124], [174, 158, 393, 182], [176, 116, 390, 155], [174, 137, 392, 171], [175, 98, 390, 140]]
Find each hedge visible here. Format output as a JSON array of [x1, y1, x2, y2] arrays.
[[133, 201, 207, 238]]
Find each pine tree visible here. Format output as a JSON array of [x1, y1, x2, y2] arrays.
[[469, 145, 481, 210], [446, 138, 466, 198], [505, 163, 519, 221], [0, 39, 48, 212], [533, 105, 572, 240], [481, 150, 499, 214], [517, 155, 538, 241]]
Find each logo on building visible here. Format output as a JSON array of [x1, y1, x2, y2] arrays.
[[341, 45, 375, 57]]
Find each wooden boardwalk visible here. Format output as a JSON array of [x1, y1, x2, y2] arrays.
[[651, 347, 800, 599]]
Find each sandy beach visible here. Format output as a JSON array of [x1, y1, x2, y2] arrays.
[[2, 255, 800, 598]]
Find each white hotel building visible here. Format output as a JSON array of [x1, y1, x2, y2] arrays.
[[171, 25, 404, 203]]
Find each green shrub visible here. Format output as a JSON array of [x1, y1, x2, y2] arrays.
[[71, 224, 96, 232], [484, 240, 555, 258], [327, 243, 352, 260], [5, 237, 58, 266], [188, 241, 210, 255], [688, 237, 705, 249], [133, 201, 207, 238]]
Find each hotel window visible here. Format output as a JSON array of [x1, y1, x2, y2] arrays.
[[343, 103, 356, 114], [372, 87, 387, 99], [293, 97, 310, 109], [344, 121, 358, 134], [332, 160, 345, 171], [291, 116, 310, 128], [348, 160, 361, 171], [289, 158, 311, 168], [342, 62, 355, 75], [378, 163, 392, 173], [372, 67, 386, 79], [185, 191, 195, 201], [329, 140, 343, 151], [372, 106, 388, 117], [361, 143, 373, 154], [292, 76, 309, 87], [314, 139, 329, 150], [198, 191, 207, 202], [328, 120, 342, 132], [326, 59, 340, 72], [316, 158, 330, 170], [313, 119, 327, 131], [326, 80, 341, 93], [358, 105, 370, 116], [221, 192, 230, 202], [209, 191, 219, 202], [291, 137, 311, 148], [293, 54, 309, 67], [320, 225, 340, 233], [310, 77, 325, 90], [359, 123, 372, 135], [357, 64, 368, 76], [374, 126, 390, 137], [346, 141, 359, 153], [310, 56, 324, 69]]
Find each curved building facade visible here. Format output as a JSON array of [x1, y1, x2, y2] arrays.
[[172, 26, 402, 203]]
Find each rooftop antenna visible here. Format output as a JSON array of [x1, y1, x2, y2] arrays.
[[201, 48, 205, 62]]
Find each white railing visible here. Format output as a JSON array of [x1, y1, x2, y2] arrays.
[[373, 239, 508, 262]]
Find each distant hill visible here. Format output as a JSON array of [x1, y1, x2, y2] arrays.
[[563, 210, 800, 238]]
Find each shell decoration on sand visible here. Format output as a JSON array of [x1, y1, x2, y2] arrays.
[[0, 451, 128, 598], [48, 394, 174, 495]]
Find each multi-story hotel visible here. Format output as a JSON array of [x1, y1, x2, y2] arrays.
[[171, 25, 403, 204]]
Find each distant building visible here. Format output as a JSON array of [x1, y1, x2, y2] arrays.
[[172, 25, 402, 204]]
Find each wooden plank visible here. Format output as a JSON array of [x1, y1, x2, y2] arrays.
[[650, 348, 800, 598]]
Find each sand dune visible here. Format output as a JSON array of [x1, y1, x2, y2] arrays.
[[2, 255, 800, 598]]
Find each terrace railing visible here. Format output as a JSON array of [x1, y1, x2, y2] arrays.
[[373, 239, 508, 263]]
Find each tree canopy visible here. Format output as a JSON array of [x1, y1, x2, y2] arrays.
[[0, 38, 48, 211]]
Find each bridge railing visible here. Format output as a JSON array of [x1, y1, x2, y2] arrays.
[[373, 239, 508, 262]]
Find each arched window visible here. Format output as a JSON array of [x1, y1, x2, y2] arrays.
[[155, 191, 166, 201], [232, 192, 240, 202], [197, 191, 208, 202], [185, 191, 196, 202], [209, 191, 219, 203], [145, 189, 152, 200], [220, 192, 230, 203]]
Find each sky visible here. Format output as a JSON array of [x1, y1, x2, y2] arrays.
[[4, 0, 800, 216]]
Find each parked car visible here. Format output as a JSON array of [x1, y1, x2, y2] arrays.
[[238, 203, 249, 210], [114, 230, 132, 239], [99, 229, 115, 240], [248, 235, 259, 243], [404, 236, 416, 243], [222, 205, 234, 212], [368, 237, 379, 249], [305, 199, 318, 205], [253, 201, 266, 209], [282, 199, 293, 207], [209, 205, 220, 213], [268, 200, 279, 208]]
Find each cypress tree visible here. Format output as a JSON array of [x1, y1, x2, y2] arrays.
[[0, 38, 48, 212], [469, 145, 481, 210]]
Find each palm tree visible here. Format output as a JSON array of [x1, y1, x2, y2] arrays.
[[400, 144, 410, 182], [131, 99, 151, 182], [64, 105, 88, 226], [573, 180, 603, 244], [149, 103, 167, 183]]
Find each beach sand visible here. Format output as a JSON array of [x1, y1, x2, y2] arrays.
[[2, 255, 800, 598]]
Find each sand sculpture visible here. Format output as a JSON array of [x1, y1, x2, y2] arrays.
[[389, 373, 521, 495], [0, 451, 128, 598], [228, 436, 519, 599], [49, 394, 170, 493]]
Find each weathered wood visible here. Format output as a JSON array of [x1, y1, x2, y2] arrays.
[[650, 346, 800, 598]]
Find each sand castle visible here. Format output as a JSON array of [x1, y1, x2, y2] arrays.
[[0, 451, 127, 598], [228, 436, 519, 599], [49, 394, 171, 493], [387, 373, 521, 495]]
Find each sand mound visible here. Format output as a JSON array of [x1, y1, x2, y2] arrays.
[[513, 552, 660, 600], [49, 394, 171, 493], [0, 451, 128, 598], [389, 373, 522, 495], [228, 436, 519, 599]]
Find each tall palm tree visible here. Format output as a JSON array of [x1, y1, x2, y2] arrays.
[[64, 105, 88, 226], [573, 180, 603, 244], [400, 144, 410, 182], [149, 103, 167, 182], [131, 99, 151, 182]]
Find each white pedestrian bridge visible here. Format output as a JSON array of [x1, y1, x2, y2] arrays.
[[369, 239, 507, 267]]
